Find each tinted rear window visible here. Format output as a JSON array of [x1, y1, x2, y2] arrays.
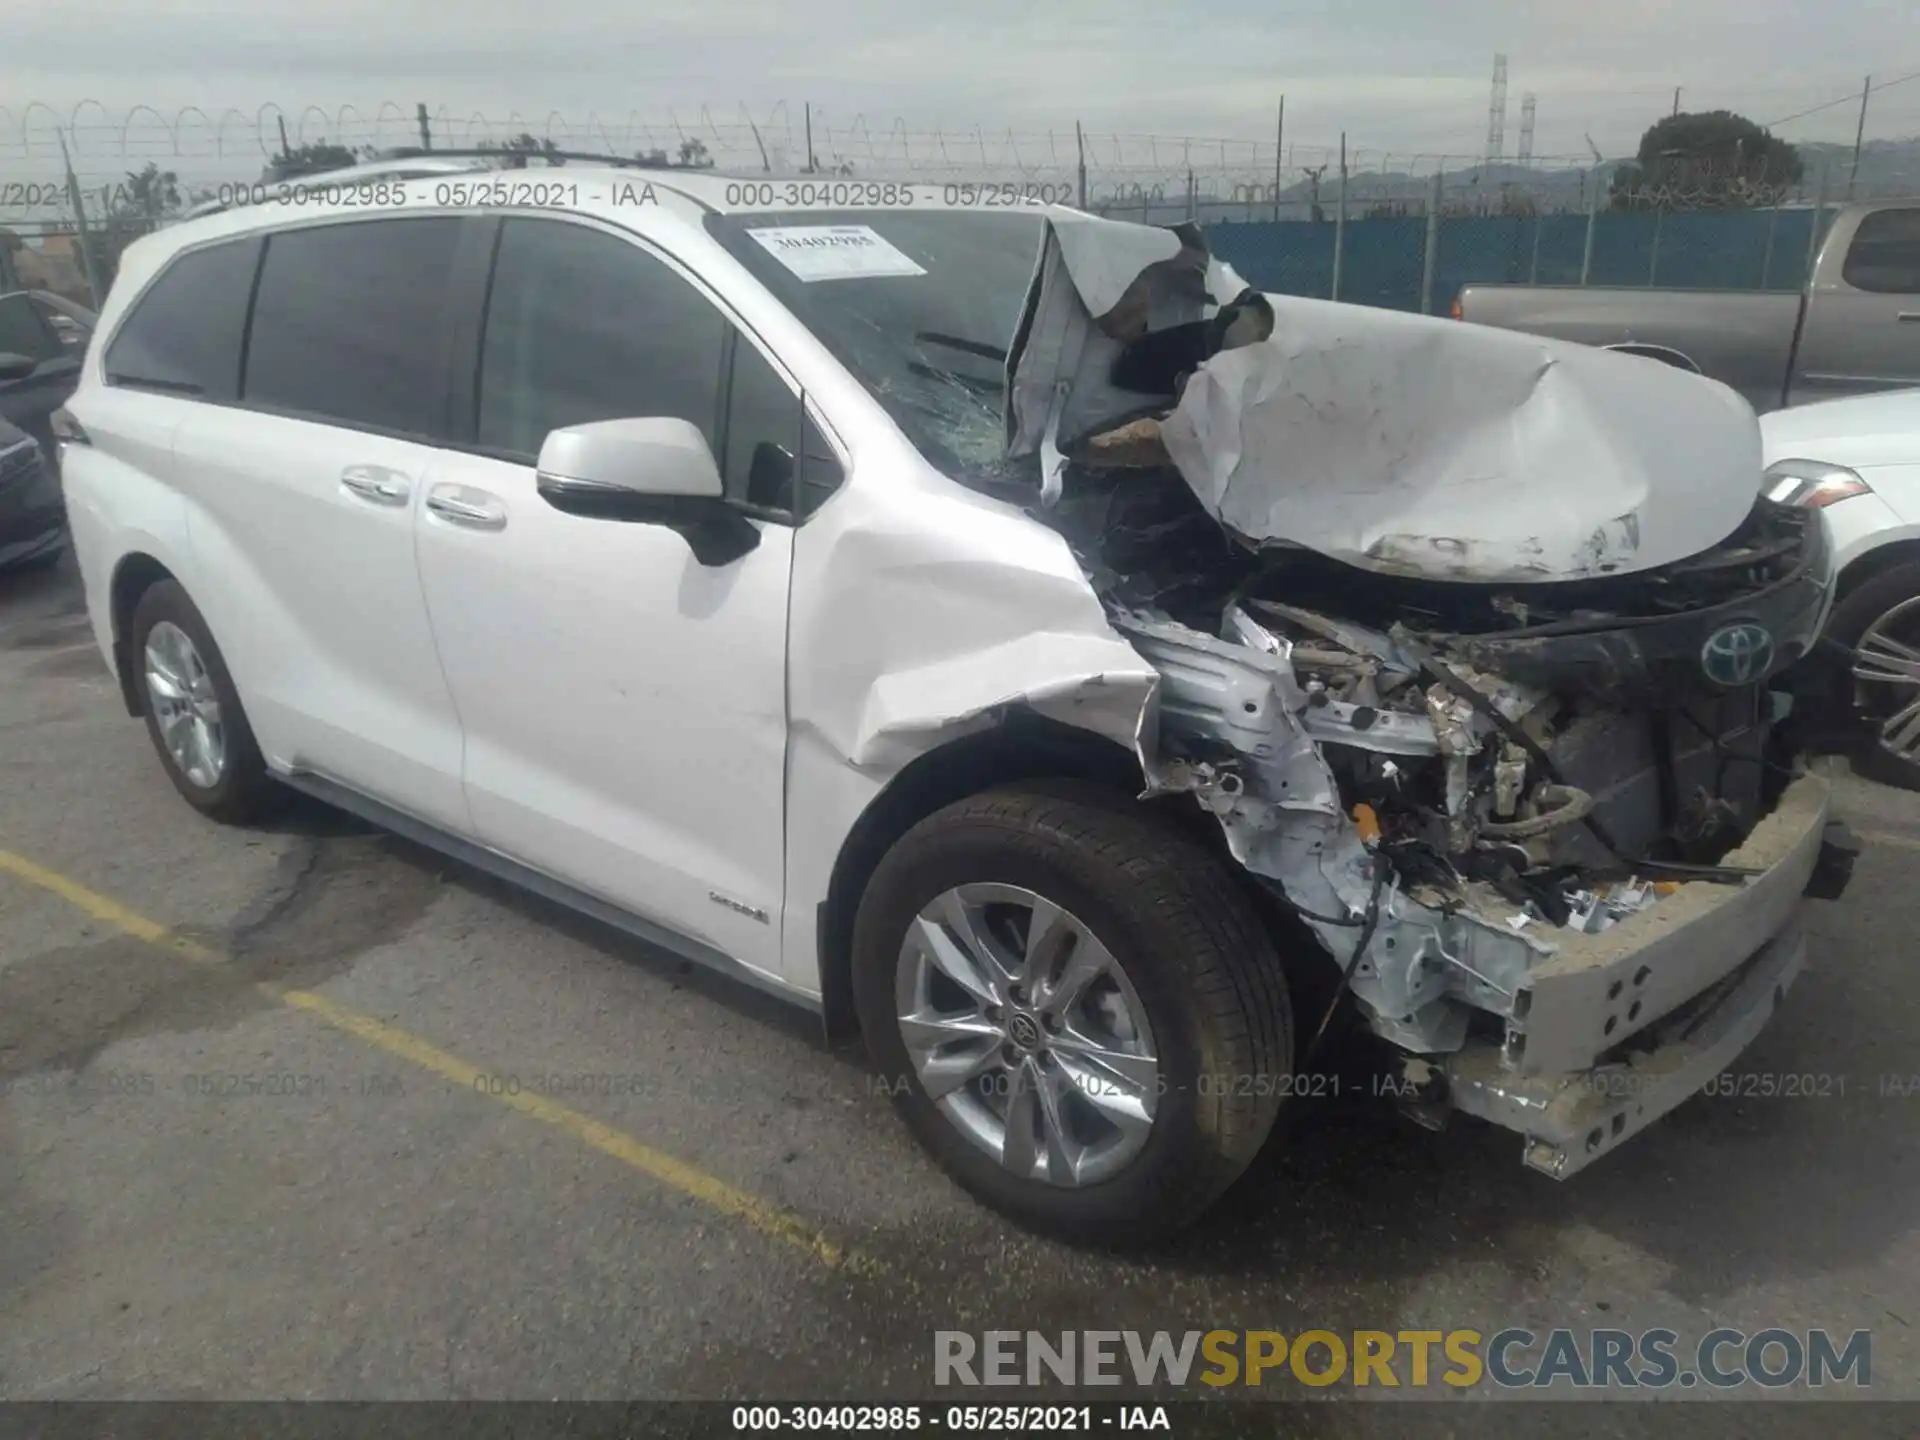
[[1842, 209, 1920, 294], [103, 238, 261, 398], [243, 217, 464, 436]]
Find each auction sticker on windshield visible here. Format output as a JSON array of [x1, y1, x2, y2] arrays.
[[746, 225, 928, 282]]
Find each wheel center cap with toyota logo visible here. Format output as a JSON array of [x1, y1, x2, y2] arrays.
[[1700, 622, 1775, 687], [1006, 1012, 1044, 1050]]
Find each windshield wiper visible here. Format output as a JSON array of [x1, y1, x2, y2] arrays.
[[914, 331, 1008, 364], [906, 361, 1003, 395]]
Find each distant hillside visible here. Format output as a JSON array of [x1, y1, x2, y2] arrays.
[[1145, 135, 1920, 225]]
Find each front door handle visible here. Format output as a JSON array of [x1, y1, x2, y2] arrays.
[[340, 465, 411, 505], [426, 484, 508, 530], [1898, 312, 1920, 323]]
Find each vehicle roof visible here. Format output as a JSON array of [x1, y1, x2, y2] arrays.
[[151, 161, 1058, 249]]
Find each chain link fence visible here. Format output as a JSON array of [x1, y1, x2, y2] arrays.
[[4, 100, 1917, 314]]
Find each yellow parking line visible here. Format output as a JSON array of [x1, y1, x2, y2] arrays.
[[0, 847, 880, 1278]]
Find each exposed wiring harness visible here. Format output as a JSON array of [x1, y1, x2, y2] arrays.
[[1290, 849, 1393, 1072]]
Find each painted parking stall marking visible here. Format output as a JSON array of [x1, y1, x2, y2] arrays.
[[0, 846, 883, 1278]]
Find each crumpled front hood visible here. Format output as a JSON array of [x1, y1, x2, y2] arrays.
[[1008, 212, 1767, 584]]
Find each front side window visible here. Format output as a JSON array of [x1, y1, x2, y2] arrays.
[[0, 293, 62, 367], [477, 219, 727, 462], [1842, 209, 1920, 294], [476, 217, 836, 515], [243, 217, 464, 435], [103, 238, 259, 399]]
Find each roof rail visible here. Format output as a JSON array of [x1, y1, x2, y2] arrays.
[[178, 149, 724, 222]]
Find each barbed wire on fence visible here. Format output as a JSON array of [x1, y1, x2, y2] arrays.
[[4, 99, 1917, 310]]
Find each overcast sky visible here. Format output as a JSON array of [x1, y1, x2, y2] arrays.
[[4, 0, 1916, 179]]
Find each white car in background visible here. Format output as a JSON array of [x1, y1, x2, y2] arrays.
[[1765, 389, 1920, 789]]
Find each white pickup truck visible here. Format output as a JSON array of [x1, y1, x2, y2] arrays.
[[1458, 201, 1920, 413]]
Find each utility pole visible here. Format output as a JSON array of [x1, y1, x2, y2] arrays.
[[276, 115, 292, 161], [1849, 75, 1871, 199], [1075, 120, 1087, 209], [57, 128, 103, 308], [1419, 168, 1443, 314], [1672, 87, 1682, 117], [804, 101, 816, 174], [1273, 96, 1285, 222], [416, 102, 432, 150], [1332, 132, 1348, 301]]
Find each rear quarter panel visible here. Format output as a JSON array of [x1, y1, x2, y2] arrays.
[[60, 388, 193, 668]]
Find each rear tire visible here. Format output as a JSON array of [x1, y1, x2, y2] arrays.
[[852, 782, 1293, 1247], [1827, 560, 1920, 793], [129, 579, 284, 824]]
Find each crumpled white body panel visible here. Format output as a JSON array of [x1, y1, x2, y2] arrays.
[[1010, 214, 1768, 584], [1160, 296, 1765, 582]]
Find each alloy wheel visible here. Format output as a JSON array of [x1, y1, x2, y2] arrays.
[[894, 883, 1159, 1188], [144, 620, 227, 789], [1854, 596, 1920, 765]]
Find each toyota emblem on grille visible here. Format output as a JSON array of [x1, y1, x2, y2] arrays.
[[1700, 622, 1775, 687]]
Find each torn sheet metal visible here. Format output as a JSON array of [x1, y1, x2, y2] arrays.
[[780, 423, 1163, 773], [1113, 608, 1556, 1055], [850, 633, 1158, 769], [1008, 214, 1768, 583], [1007, 212, 1249, 468]]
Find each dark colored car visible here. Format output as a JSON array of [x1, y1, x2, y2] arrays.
[[0, 288, 95, 460], [0, 414, 63, 570], [0, 289, 96, 570]]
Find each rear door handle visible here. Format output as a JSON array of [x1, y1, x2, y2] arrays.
[[340, 465, 411, 505], [426, 484, 508, 530], [1898, 312, 1920, 322]]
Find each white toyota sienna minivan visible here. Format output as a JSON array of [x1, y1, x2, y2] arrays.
[[58, 162, 1852, 1245]]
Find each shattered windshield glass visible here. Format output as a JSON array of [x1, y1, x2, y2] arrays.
[[706, 210, 1044, 477]]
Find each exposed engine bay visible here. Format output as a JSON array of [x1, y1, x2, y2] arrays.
[[989, 211, 1837, 1062]]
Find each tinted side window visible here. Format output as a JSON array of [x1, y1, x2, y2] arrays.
[[243, 218, 463, 435], [103, 238, 259, 398], [0, 294, 60, 366], [1842, 209, 1920, 294], [720, 345, 845, 516], [798, 410, 844, 520], [722, 335, 803, 509], [477, 219, 727, 461]]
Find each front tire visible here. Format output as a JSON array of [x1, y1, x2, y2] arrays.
[[852, 783, 1293, 1246], [1827, 559, 1920, 792], [129, 579, 284, 824]]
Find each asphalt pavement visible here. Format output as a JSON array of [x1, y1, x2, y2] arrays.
[[1, 550, 1915, 1431]]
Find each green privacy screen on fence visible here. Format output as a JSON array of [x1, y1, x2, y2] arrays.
[[1206, 206, 1833, 315]]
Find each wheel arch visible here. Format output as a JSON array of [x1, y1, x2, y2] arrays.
[[1835, 536, 1920, 604], [1602, 342, 1703, 374], [816, 710, 1154, 1045], [108, 550, 177, 717]]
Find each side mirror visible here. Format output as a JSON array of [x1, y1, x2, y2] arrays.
[[535, 416, 759, 566], [0, 352, 38, 383]]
